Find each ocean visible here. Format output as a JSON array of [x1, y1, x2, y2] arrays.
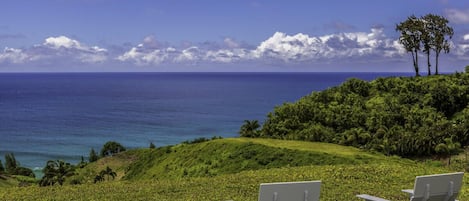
[[0, 72, 411, 171]]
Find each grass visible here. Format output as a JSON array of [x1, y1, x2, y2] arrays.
[[122, 138, 384, 180], [0, 163, 465, 201], [0, 138, 467, 200]]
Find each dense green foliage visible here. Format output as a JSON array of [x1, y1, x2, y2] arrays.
[[100, 141, 126, 157], [239, 120, 261, 137], [261, 73, 469, 157], [39, 160, 75, 186]]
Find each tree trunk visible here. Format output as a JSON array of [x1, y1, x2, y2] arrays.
[[427, 51, 431, 76], [435, 52, 440, 75], [414, 50, 420, 77]]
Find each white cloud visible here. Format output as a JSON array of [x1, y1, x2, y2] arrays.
[[445, 8, 469, 24], [454, 34, 469, 59], [252, 28, 403, 63], [0, 47, 29, 63], [44, 36, 81, 49], [0, 36, 108, 65], [118, 28, 407, 66], [117, 43, 173, 65]]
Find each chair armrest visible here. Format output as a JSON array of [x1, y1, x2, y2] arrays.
[[401, 189, 414, 195], [356, 194, 390, 201]]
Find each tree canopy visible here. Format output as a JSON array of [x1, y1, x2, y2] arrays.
[[257, 73, 469, 158], [396, 14, 453, 76], [100, 141, 126, 157]]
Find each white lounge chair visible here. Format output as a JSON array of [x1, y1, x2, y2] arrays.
[[356, 172, 464, 201], [258, 180, 321, 201]]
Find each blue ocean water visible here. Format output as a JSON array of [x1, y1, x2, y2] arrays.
[[0, 72, 411, 170]]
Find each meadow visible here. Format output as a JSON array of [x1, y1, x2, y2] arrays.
[[0, 138, 467, 201]]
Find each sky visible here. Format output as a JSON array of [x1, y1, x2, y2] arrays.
[[0, 0, 469, 72]]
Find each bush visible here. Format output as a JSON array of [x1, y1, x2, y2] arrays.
[[100, 141, 126, 157]]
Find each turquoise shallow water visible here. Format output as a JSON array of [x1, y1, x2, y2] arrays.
[[0, 72, 411, 170]]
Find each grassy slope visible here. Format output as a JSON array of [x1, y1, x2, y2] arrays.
[[122, 138, 387, 180], [0, 175, 18, 188], [0, 138, 467, 200]]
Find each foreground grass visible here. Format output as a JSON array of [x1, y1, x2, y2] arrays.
[[1, 138, 467, 200], [1, 162, 466, 201]]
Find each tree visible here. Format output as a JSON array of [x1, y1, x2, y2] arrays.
[[89, 148, 98, 162], [239, 120, 261, 137], [149, 142, 156, 149], [0, 160, 4, 173], [421, 17, 433, 75], [4, 153, 18, 174], [396, 15, 425, 77], [422, 14, 453, 75], [100, 141, 126, 157], [102, 166, 117, 181], [39, 160, 75, 186], [95, 166, 117, 183]]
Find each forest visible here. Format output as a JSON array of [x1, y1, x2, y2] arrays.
[[243, 71, 469, 158]]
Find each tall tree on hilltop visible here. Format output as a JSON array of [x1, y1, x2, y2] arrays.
[[423, 14, 453, 75], [421, 17, 433, 75], [396, 15, 425, 77]]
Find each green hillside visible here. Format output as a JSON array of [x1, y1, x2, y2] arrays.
[[259, 73, 469, 158], [1, 138, 466, 200], [122, 138, 388, 180]]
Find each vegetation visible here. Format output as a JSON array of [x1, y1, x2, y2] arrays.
[[0, 160, 4, 173], [89, 148, 98, 162], [0, 138, 468, 200], [39, 160, 75, 186], [122, 138, 380, 181], [259, 73, 469, 159], [149, 142, 156, 149], [100, 141, 126, 157], [396, 14, 453, 76], [4, 153, 35, 178], [94, 166, 116, 183], [239, 120, 261, 137]]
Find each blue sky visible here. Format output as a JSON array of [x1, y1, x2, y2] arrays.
[[0, 0, 469, 72]]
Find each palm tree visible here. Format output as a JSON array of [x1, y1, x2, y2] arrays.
[[239, 120, 261, 137], [97, 166, 117, 182], [104, 166, 117, 181], [39, 160, 75, 186]]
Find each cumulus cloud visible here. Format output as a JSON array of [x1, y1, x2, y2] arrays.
[[453, 33, 469, 59], [252, 28, 404, 63], [11, 27, 469, 69], [0, 36, 108, 65], [0, 47, 29, 63], [445, 8, 469, 24], [117, 28, 406, 67]]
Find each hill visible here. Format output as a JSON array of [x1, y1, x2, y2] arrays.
[[74, 138, 387, 182], [258, 73, 469, 157], [0, 138, 467, 200]]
